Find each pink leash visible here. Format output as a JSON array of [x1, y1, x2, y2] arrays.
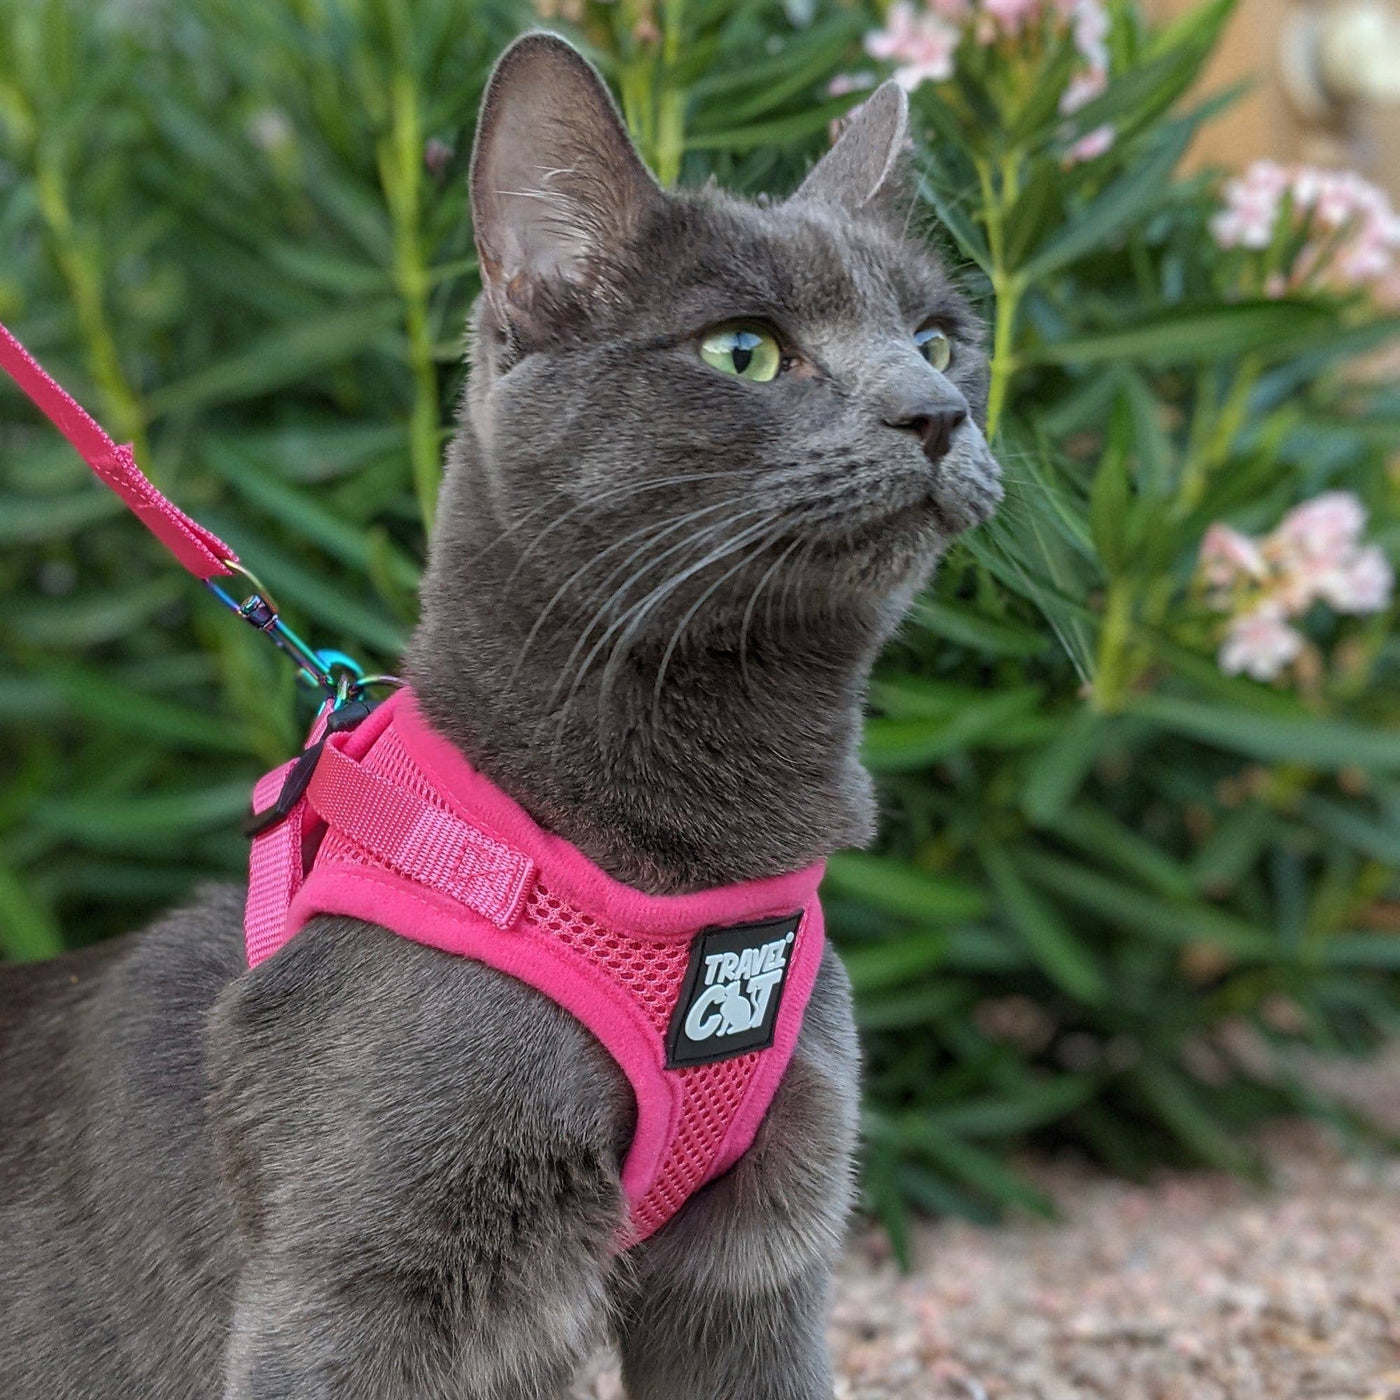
[[0, 321, 237, 581], [0, 320, 377, 697]]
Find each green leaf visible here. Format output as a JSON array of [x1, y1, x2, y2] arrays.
[[0, 866, 63, 962], [920, 1075, 1100, 1137], [0, 670, 258, 753], [1088, 401, 1132, 573], [856, 980, 970, 1031], [6, 578, 185, 649], [146, 301, 402, 418], [1132, 693, 1400, 773], [33, 780, 255, 849], [916, 171, 992, 276], [0, 490, 124, 545], [823, 852, 990, 926], [1021, 706, 1111, 824], [1133, 1060, 1257, 1174], [982, 844, 1108, 1002], [895, 1116, 1057, 1216], [843, 931, 951, 993], [1323, 933, 1400, 970], [1301, 796, 1400, 866], [1048, 803, 1198, 901], [906, 597, 1047, 657], [684, 95, 858, 153], [1029, 301, 1337, 367], [1190, 803, 1274, 893], [204, 439, 420, 589], [863, 687, 1043, 771], [1020, 121, 1187, 282], [1017, 848, 1274, 955]]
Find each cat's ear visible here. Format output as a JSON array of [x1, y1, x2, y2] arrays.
[[793, 81, 910, 213], [470, 34, 660, 321]]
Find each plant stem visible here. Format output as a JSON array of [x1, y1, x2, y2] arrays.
[[985, 273, 1020, 441], [654, 0, 686, 186], [1176, 357, 1260, 517], [35, 149, 148, 461], [618, 0, 686, 186], [1091, 578, 1135, 712], [978, 154, 1022, 441], [380, 44, 439, 533]]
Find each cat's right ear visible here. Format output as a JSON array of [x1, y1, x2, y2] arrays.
[[793, 81, 910, 214], [470, 34, 660, 331]]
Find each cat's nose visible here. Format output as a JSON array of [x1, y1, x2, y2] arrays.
[[884, 400, 969, 464]]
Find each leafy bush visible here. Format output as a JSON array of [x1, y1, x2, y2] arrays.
[[2, 0, 1398, 1244]]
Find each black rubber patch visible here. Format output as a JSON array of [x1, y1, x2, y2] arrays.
[[666, 912, 802, 1069]]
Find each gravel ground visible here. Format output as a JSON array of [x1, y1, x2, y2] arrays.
[[574, 1057, 1400, 1400]]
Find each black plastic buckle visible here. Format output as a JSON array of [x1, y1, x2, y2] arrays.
[[243, 699, 375, 839]]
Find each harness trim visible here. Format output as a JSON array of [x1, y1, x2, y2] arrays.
[[247, 689, 827, 1244]]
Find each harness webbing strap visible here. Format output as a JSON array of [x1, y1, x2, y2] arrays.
[[0, 321, 236, 580], [306, 744, 537, 931]]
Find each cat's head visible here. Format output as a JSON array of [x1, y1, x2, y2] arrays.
[[445, 32, 1000, 652]]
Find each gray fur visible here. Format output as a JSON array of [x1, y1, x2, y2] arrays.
[[0, 32, 997, 1399]]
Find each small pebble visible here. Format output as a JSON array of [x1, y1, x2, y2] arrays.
[[569, 1060, 1400, 1400]]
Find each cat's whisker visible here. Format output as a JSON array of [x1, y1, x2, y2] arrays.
[[545, 507, 773, 733], [588, 512, 785, 725], [650, 519, 793, 724], [775, 533, 822, 632], [505, 496, 752, 697], [539, 508, 775, 759], [482, 470, 752, 573], [505, 471, 750, 583], [739, 534, 805, 691]]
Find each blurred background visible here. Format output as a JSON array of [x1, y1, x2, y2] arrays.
[[1, 0, 1398, 1248]]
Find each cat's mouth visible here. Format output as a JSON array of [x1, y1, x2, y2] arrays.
[[802, 447, 1003, 558]]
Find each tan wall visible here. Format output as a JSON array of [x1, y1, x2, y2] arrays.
[[1144, 0, 1400, 196]]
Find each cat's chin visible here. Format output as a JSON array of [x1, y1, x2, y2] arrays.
[[804, 468, 1001, 595], [801, 497, 952, 596]]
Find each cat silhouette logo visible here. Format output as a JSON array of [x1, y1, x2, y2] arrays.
[[666, 913, 802, 1068]]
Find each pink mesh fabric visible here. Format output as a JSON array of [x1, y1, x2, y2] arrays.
[[526, 881, 763, 1238], [246, 690, 826, 1244]]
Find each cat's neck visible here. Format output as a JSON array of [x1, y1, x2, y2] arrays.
[[406, 464, 890, 896]]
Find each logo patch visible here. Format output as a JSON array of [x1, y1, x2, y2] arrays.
[[666, 912, 802, 1069]]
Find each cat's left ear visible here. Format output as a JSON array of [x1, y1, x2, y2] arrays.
[[793, 81, 910, 213], [470, 34, 661, 323]]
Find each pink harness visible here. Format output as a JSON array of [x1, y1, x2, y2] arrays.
[[0, 323, 826, 1247], [245, 690, 825, 1242]]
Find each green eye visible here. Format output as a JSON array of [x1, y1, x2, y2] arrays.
[[915, 325, 952, 372], [699, 322, 783, 382]]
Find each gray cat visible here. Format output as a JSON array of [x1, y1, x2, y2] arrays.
[[0, 33, 999, 1400]]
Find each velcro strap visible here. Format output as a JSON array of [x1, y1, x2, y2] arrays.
[[306, 743, 535, 930]]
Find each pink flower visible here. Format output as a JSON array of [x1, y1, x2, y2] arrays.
[[1063, 121, 1114, 164], [864, 2, 960, 90], [1271, 491, 1366, 561], [1218, 605, 1304, 681], [861, 0, 1115, 108], [982, 0, 1041, 34], [1210, 161, 1400, 295], [1318, 544, 1394, 613], [1199, 523, 1268, 589], [1069, 0, 1110, 59], [827, 72, 877, 97], [1200, 492, 1393, 684], [1060, 64, 1107, 114]]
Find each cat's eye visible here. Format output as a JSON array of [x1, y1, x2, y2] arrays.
[[915, 325, 952, 373], [699, 322, 783, 383]]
